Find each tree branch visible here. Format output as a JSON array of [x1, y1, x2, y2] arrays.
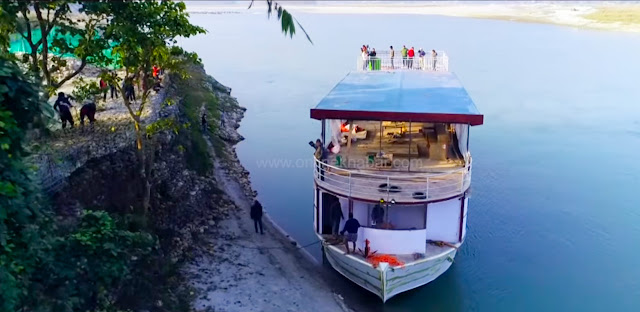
[[20, 8, 40, 72], [53, 58, 86, 88], [34, 2, 51, 85]]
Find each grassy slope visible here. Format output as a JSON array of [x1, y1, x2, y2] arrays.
[[172, 63, 223, 174]]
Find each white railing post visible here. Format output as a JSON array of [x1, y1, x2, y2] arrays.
[[386, 176, 390, 202], [348, 172, 352, 197], [426, 176, 430, 199]]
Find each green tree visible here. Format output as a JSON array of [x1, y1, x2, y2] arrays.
[[84, 0, 206, 215], [1, 0, 110, 91], [0, 54, 51, 312]]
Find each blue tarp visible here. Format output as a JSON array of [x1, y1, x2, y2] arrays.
[[310, 71, 483, 125]]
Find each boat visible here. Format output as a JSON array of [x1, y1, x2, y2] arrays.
[[309, 50, 483, 302]]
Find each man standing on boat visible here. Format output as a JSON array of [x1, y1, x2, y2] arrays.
[[401, 45, 408, 68], [340, 213, 361, 254], [431, 49, 438, 70], [330, 201, 344, 237], [389, 46, 395, 69], [408, 47, 415, 69], [314, 139, 327, 181], [371, 201, 385, 226]]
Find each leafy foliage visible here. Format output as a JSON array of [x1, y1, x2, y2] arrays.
[[0, 54, 172, 312], [1, 0, 112, 89], [249, 0, 313, 43], [28, 211, 157, 312], [71, 76, 102, 103]]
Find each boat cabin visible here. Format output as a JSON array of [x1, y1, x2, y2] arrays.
[[311, 69, 483, 258]]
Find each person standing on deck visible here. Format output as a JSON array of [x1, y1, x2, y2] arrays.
[[371, 202, 384, 226], [250, 200, 264, 234], [419, 48, 426, 70], [361, 48, 368, 70], [340, 213, 361, 254], [330, 201, 344, 237], [389, 46, 395, 69], [431, 49, 438, 70], [408, 47, 415, 69], [314, 139, 327, 181], [401, 45, 408, 67]]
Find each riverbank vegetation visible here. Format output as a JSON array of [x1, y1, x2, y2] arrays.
[[0, 1, 309, 311]]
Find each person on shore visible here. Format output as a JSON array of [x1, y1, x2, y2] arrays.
[[389, 46, 395, 69], [201, 112, 208, 132], [109, 71, 118, 99], [99, 77, 108, 101], [408, 47, 415, 69], [340, 213, 361, 254], [371, 202, 384, 226], [53, 92, 74, 129], [123, 76, 136, 102], [431, 49, 438, 70], [250, 200, 264, 234], [152, 76, 163, 93], [401, 45, 408, 67], [79, 102, 96, 126], [152, 65, 159, 79], [330, 201, 344, 237]]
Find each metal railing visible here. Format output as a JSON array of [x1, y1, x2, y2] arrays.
[[356, 50, 449, 72], [314, 157, 470, 203]]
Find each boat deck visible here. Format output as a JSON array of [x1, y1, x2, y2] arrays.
[[322, 235, 456, 264], [317, 167, 468, 202]]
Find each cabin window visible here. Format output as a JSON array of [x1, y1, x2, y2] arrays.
[[323, 119, 469, 172]]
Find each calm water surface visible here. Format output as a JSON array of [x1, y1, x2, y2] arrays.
[[179, 10, 640, 312]]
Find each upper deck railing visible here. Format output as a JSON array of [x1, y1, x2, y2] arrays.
[[357, 50, 449, 72], [314, 158, 470, 203]]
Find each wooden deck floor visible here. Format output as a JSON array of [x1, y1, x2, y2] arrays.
[[322, 235, 455, 264]]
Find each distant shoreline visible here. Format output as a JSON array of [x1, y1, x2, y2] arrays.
[[186, 2, 640, 33]]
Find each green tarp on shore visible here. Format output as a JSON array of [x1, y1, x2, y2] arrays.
[[9, 26, 121, 69]]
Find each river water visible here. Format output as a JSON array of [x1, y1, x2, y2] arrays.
[[179, 8, 640, 312]]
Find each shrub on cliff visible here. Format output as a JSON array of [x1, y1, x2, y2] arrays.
[[0, 55, 185, 312]]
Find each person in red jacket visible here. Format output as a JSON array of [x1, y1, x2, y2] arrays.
[[408, 47, 415, 69]]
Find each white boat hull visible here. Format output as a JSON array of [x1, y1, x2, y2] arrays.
[[322, 242, 457, 302]]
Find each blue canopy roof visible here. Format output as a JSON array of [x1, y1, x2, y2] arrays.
[[310, 71, 483, 125]]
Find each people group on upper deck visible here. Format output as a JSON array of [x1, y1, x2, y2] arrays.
[[361, 44, 439, 71]]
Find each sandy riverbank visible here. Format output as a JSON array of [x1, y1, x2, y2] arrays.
[[182, 82, 352, 312], [186, 1, 640, 33]]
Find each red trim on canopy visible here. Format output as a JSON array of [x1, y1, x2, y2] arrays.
[[310, 109, 484, 126]]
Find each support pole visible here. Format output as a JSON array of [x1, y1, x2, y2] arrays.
[[346, 120, 352, 166], [408, 121, 412, 172], [321, 119, 326, 145]]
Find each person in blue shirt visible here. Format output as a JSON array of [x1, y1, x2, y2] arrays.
[[340, 213, 361, 254]]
